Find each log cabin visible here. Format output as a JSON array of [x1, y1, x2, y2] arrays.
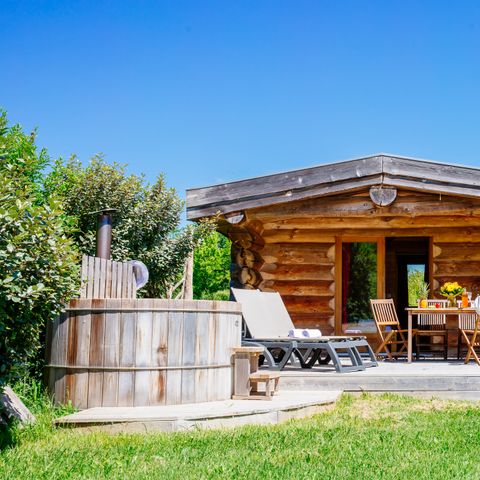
[[186, 154, 480, 346]]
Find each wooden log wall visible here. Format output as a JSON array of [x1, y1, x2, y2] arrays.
[[217, 218, 265, 291], [260, 243, 335, 332], [223, 188, 480, 334], [46, 299, 242, 409], [432, 242, 480, 295]]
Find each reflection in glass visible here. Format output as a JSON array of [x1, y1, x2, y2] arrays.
[[342, 242, 377, 333]]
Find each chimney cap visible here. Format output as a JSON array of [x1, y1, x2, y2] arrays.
[[90, 207, 118, 215]]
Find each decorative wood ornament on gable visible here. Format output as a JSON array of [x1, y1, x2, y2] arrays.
[[225, 211, 245, 224], [369, 185, 397, 207]]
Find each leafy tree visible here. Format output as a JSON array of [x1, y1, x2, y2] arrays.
[[46, 156, 215, 298], [193, 231, 231, 300], [0, 112, 79, 389]]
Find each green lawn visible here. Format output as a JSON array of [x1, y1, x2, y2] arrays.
[[2, 390, 480, 479]]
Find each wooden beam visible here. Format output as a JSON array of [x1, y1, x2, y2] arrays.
[[377, 237, 385, 299], [263, 228, 480, 244], [261, 215, 480, 230], [250, 193, 480, 219], [428, 237, 434, 291], [259, 279, 334, 296], [435, 261, 480, 277], [261, 243, 335, 265], [187, 176, 384, 219], [187, 156, 383, 208], [383, 156, 480, 190], [434, 243, 480, 260], [334, 237, 342, 335]]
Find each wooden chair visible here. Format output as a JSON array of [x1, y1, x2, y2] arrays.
[[457, 307, 480, 363], [370, 299, 417, 360], [417, 299, 448, 360], [459, 313, 480, 365]]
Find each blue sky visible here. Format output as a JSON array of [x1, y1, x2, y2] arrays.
[[2, 1, 480, 204]]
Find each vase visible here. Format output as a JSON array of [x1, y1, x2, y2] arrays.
[[447, 295, 457, 308]]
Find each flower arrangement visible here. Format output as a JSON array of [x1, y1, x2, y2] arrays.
[[439, 281, 464, 307]]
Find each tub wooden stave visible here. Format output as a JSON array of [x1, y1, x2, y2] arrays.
[[46, 298, 242, 409]]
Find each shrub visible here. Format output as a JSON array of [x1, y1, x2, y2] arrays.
[[0, 112, 79, 389], [193, 231, 231, 300], [45, 156, 215, 298]]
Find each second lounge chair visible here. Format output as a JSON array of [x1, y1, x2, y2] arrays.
[[232, 288, 377, 373]]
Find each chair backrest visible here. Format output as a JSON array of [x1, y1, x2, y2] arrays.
[[370, 299, 401, 328], [459, 311, 478, 330], [258, 291, 295, 336], [455, 298, 477, 330], [231, 288, 294, 339], [418, 299, 447, 326]]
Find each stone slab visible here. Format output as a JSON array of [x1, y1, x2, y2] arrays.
[[55, 390, 341, 433]]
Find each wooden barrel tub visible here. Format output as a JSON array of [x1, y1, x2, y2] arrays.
[[46, 298, 242, 409]]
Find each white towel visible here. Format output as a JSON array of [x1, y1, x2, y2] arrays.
[[288, 328, 322, 338], [302, 328, 322, 338], [288, 329, 305, 338]]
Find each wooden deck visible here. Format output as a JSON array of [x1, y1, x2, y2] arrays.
[[54, 391, 341, 433], [279, 360, 480, 400], [54, 360, 480, 433]]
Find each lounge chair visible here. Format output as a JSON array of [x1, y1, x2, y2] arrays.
[[232, 288, 377, 373]]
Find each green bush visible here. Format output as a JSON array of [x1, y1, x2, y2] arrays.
[[193, 231, 231, 300], [0, 112, 79, 389], [45, 156, 214, 298]]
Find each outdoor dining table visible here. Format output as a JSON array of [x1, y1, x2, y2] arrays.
[[405, 307, 476, 363]]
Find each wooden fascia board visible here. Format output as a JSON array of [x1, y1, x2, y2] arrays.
[[187, 157, 383, 208], [186, 154, 480, 220], [187, 174, 383, 219], [382, 176, 480, 199], [382, 156, 480, 189]]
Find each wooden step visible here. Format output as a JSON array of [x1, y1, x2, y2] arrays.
[[249, 372, 280, 380]]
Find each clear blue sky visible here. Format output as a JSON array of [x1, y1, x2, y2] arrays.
[[2, 1, 480, 204]]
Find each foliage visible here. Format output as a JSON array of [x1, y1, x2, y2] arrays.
[[408, 270, 428, 306], [2, 393, 480, 479], [45, 156, 215, 298], [193, 231, 231, 300], [0, 113, 79, 389], [345, 242, 377, 321], [418, 281, 430, 300]]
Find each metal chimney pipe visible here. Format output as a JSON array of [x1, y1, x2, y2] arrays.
[[94, 208, 117, 259]]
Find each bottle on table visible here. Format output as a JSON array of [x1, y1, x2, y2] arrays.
[[462, 290, 469, 308]]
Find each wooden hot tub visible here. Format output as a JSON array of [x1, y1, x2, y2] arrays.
[[46, 298, 242, 409]]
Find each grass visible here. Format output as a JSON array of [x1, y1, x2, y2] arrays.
[[2, 384, 480, 479]]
